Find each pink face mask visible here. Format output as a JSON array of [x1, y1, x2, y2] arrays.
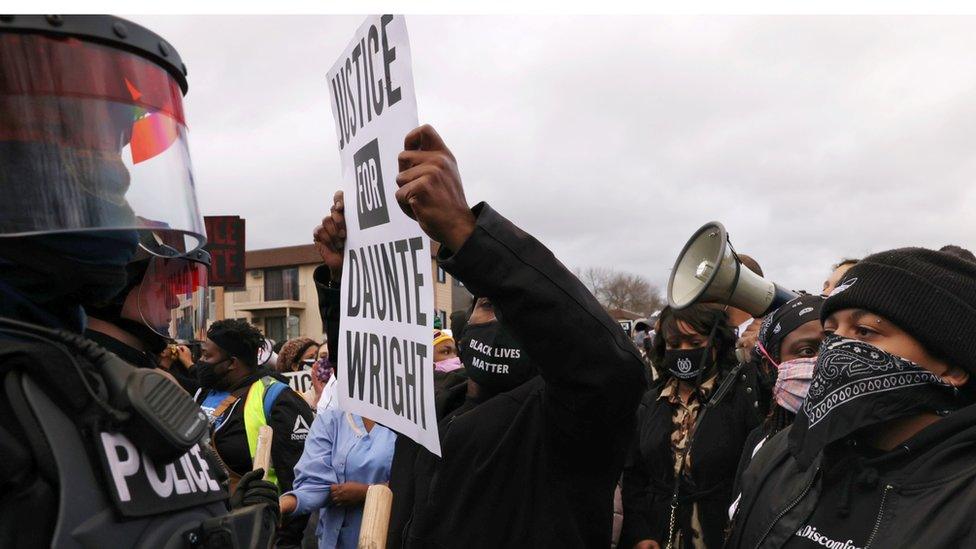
[[434, 356, 462, 373], [772, 357, 816, 413]]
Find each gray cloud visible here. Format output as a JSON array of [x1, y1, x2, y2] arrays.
[[131, 15, 976, 296]]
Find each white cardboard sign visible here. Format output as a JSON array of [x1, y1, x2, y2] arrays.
[[282, 370, 314, 395], [327, 14, 439, 456]]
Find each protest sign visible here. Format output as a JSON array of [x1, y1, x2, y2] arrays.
[[282, 370, 314, 394], [327, 15, 439, 455], [203, 216, 245, 287]]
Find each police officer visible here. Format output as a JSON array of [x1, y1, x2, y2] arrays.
[[0, 15, 276, 547], [86, 235, 211, 393]]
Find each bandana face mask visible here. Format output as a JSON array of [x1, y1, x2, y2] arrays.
[[789, 335, 959, 468], [663, 346, 714, 381]]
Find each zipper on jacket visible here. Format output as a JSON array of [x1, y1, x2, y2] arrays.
[[753, 467, 819, 549], [863, 484, 893, 549]]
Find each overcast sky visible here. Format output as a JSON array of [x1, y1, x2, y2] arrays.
[[130, 15, 976, 295]]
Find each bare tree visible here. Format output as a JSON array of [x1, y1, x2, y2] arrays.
[[575, 267, 665, 316]]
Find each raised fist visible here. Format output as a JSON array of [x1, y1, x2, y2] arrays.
[[313, 190, 346, 282], [395, 125, 475, 253]]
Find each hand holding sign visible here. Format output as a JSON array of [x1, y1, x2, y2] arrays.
[[313, 190, 347, 283], [395, 124, 476, 253]]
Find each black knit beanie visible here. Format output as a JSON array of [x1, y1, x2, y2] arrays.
[[821, 247, 976, 372]]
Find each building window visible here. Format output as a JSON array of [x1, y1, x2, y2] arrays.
[[437, 265, 446, 283], [265, 314, 301, 343], [264, 267, 299, 301]]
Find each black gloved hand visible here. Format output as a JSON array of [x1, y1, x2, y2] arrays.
[[230, 468, 280, 522]]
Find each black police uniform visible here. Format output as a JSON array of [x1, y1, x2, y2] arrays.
[[0, 14, 275, 548]]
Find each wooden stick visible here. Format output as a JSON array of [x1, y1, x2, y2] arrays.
[[253, 425, 273, 479], [358, 484, 393, 549]]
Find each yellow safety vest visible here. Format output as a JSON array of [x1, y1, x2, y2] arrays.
[[242, 376, 288, 488]]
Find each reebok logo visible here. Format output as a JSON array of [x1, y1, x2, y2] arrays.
[[291, 416, 310, 441]]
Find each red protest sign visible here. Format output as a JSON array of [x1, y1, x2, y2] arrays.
[[204, 216, 245, 287]]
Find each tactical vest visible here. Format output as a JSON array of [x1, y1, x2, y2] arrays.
[[0, 336, 273, 548]]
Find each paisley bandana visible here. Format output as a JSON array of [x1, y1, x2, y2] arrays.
[[789, 335, 959, 468]]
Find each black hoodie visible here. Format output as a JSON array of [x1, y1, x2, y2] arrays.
[[726, 402, 976, 548], [314, 203, 648, 548]]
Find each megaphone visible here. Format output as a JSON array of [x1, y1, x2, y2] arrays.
[[667, 221, 796, 317]]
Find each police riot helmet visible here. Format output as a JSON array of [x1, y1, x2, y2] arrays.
[[88, 229, 212, 348], [0, 15, 205, 255], [136, 232, 211, 341]]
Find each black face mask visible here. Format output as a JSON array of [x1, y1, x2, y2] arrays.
[[789, 335, 960, 468], [195, 358, 232, 391], [663, 346, 714, 380], [459, 320, 538, 393]]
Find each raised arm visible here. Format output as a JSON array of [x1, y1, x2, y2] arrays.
[[312, 190, 345, 362], [395, 124, 647, 423]]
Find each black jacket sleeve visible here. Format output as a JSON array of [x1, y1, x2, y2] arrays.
[[732, 425, 766, 505], [268, 388, 315, 494], [313, 265, 341, 363], [437, 203, 647, 427], [620, 388, 659, 546]]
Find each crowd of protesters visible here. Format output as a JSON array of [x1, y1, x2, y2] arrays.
[[16, 119, 976, 549], [7, 14, 975, 549]]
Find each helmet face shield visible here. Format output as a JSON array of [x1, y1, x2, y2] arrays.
[[138, 254, 209, 340], [0, 31, 205, 254]]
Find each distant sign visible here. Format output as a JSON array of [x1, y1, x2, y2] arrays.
[[282, 370, 314, 394], [204, 216, 245, 287]]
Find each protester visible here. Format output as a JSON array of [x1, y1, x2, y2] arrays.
[[311, 124, 647, 548], [280, 409, 397, 548], [822, 258, 859, 295], [633, 321, 651, 354], [194, 319, 316, 547], [433, 329, 461, 373], [727, 248, 976, 548], [621, 304, 761, 549], [301, 355, 332, 410], [278, 336, 321, 373], [728, 294, 826, 518]]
